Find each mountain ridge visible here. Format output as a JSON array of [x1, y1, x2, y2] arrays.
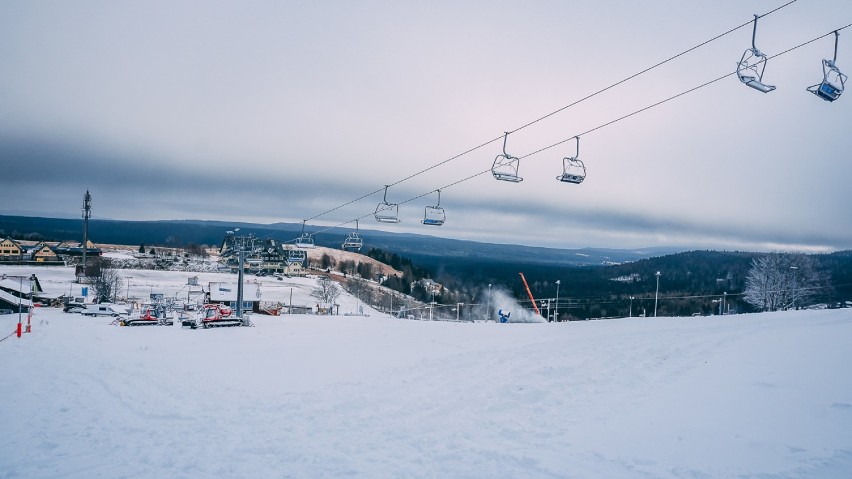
[[0, 215, 683, 267]]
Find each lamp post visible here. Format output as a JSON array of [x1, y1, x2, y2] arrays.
[[790, 266, 798, 310], [26, 274, 34, 333], [125, 276, 132, 302], [555, 280, 561, 322], [654, 271, 661, 317], [17, 275, 23, 337], [487, 283, 492, 321], [629, 296, 634, 318], [456, 303, 463, 321]]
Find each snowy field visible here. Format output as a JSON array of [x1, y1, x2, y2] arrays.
[[1, 266, 851, 478]]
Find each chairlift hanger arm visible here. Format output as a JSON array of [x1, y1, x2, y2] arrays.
[[833, 30, 840, 62], [751, 14, 760, 50]]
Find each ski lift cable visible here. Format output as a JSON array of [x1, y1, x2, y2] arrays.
[[518, 23, 852, 161], [299, 3, 799, 225], [289, 24, 848, 244], [508, 0, 798, 135]]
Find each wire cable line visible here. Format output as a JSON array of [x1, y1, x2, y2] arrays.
[[291, 20, 849, 246], [299, 2, 800, 226]]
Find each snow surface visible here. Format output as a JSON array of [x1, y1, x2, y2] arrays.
[[1, 266, 851, 478]]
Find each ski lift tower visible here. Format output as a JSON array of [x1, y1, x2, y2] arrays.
[[228, 228, 252, 321]]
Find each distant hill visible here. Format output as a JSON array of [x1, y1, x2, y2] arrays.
[[3, 214, 850, 319], [0, 215, 681, 269]]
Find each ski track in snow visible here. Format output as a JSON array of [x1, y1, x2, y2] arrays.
[[0, 266, 851, 478]]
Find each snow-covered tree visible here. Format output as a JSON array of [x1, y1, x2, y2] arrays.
[[311, 275, 341, 305], [743, 253, 831, 312]]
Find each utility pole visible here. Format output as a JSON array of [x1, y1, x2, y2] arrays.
[[555, 280, 561, 322], [654, 271, 661, 317], [629, 296, 634, 318]]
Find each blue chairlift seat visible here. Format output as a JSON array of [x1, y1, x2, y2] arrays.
[[342, 232, 363, 251], [556, 136, 585, 184], [807, 60, 846, 102], [286, 249, 306, 264], [294, 234, 315, 249], [421, 206, 445, 226], [421, 189, 445, 226]]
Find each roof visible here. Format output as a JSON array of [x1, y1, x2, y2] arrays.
[[208, 282, 262, 302]]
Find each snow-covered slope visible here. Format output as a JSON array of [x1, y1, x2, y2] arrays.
[[1, 267, 851, 478]]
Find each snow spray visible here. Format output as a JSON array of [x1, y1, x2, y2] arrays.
[[484, 287, 545, 323]]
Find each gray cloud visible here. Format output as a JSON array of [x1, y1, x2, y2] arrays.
[[2, 1, 851, 253]]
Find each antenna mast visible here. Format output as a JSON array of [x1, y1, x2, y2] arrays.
[[81, 190, 91, 280]]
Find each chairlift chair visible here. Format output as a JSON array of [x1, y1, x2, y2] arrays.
[[807, 31, 847, 102], [491, 132, 523, 182], [295, 220, 315, 249], [556, 136, 586, 184], [286, 249, 307, 265], [737, 14, 776, 93], [342, 220, 364, 251], [374, 185, 401, 223], [421, 189, 446, 226]]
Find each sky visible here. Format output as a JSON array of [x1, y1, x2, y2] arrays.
[[1, 0, 851, 253]]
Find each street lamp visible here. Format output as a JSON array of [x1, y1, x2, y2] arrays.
[[790, 266, 798, 310], [555, 280, 561, 322], [125, 276, 132, 301], [654, 271, 661, 317], [487, 283, 492, 321], [629, 296, 634, 318]]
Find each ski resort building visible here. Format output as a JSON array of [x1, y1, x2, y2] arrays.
[[52, 240, 102, 258], [0, 238, 24, 261], [0, 274, 39, 313], [29, 243, 61, 263], [206, 281, 262, 313]]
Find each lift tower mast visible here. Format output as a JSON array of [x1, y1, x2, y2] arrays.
[[81, 190, 91, 279]]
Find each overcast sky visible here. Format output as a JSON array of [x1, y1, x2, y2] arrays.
[[2, 0, 851, 252]]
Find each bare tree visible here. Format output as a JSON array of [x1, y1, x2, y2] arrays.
[[88, 259, 125, 303], [743, 253, 831, 311], [311, 276, 341, 305]]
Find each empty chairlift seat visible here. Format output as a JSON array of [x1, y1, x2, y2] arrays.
[[491, 132, 523, 183], [374, 185, 401, 223], [737, 14, 776, 93]]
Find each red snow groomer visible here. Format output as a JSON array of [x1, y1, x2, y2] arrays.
[[183, 304, 243, 329], [121, 305, 174, 326]]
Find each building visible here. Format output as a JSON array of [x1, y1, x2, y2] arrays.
[[52, 240, 102, 257], [30, 243, 59, 262], [0, 274, 42, 312], [206, 281, 262, 313], [0, 238, 24, 261], [220, 236, 306, 276]]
